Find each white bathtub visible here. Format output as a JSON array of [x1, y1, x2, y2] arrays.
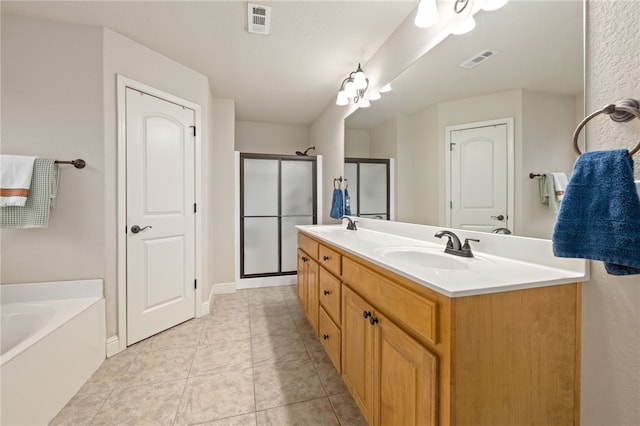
[[1, 279, 106, 425]]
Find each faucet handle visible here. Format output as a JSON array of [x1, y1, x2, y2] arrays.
[[463, 238, 480, 247], [462, 238, 480, 256]]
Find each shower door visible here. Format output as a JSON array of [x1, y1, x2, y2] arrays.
[[344, 158, 390, 219], [240, 154, 317, 278]]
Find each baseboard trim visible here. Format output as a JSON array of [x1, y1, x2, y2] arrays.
[[106, 336, 121, 358], [213, 281, 237, 294], [236, 275, 296, 290]]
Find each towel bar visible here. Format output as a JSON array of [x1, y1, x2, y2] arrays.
[[573, 98, 640, 157]]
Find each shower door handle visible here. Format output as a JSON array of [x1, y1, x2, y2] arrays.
[[131, 225, 152, 234]]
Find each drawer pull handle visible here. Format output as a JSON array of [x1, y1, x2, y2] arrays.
[[323, 255, 330, 261], [363, 311, 372, 319], [324, 290, 330, 295], [369, 316, 379, 326], [323, 334, 329, 340]]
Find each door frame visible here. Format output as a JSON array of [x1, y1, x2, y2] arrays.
[[115, 75, 203, 355], [444, 117, 515, 231]]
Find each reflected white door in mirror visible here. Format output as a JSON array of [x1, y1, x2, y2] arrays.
[[445, 118, 514, 233]]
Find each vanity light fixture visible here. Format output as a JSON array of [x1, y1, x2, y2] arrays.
[[379, 82, 392, 93], [336, 63, 369, 106], [452, 0, 476, 35], [369, 91, 382, 101], [414, 0, 439, 28], [482, 0, 509, 11]]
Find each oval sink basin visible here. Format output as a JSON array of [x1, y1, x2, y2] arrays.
[[375, 246, 474, 270]]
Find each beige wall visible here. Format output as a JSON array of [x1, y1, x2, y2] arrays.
[[520, 90, 578, 239], [209, 98, 236, 285], [344, 128, 370, 158], [581, 2, 640, 425], [235, 121, 309, 155], [1, 14, 105, 284], [1, 14, 237, 342]]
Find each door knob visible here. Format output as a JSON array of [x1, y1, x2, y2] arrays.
[[491, 215, 505, 221], [131, 225, 152, 234]]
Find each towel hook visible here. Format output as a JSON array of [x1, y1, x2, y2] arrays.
[[573, 98, 640, 157]]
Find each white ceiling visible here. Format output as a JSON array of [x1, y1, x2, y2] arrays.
[[1, 0, 417, 125]]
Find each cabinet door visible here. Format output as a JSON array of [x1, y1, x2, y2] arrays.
[[373, 311, 438, 426], [306, 258, 319, 333], [342, 286, 374, 424], [297, 249, 308, 312]]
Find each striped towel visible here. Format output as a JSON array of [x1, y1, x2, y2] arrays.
[[0, 159, 59, 228], [0, 155, 36, 206]]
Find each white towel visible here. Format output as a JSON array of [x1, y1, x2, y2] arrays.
[[552, 172, 569, 202], [0, 155, 36, 207]]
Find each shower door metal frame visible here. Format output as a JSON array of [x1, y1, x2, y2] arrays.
[[239, 153, 317, 279]]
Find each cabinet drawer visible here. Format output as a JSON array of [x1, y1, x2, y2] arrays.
[[319, 307, 341, 373], [319, 268, 341, 325], [298, 232, 319, 260], [319, 245, 341, 276], [342, 257, 438, 345]]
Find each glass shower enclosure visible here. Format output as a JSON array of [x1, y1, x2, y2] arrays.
[[240, 153, 317, 278]]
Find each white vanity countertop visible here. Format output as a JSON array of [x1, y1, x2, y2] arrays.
[[297, 219, 588, 297]]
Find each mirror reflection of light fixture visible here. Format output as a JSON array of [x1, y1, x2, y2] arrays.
[[482, 0, 509, 11], [379, 82, 392, 93], [336, 63, 369, 106], [414, 0, 439, 28], [452, 0, 475, 35], [369, 91, 381, 101]]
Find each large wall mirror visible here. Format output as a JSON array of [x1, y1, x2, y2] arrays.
[[345, 0, 584, 239]]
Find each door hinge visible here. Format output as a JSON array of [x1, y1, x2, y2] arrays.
[[194, 279, 197, 290], [450, 142, 456, 151], [450, 201, 453, 209], [190, 126, 196, 137], [194, 203, 197, 213]]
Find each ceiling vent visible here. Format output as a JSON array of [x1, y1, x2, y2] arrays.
[[248, 3, 271, 35], [459, 50, 498, 70]]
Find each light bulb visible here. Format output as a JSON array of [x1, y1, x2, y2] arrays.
[[359, 99, 371, 108], [336, 90, 349, 106], [379, 82, 392, 93], [452, 16, 476, 35], [344, 80, 356, 98], [414, 0, 439, 28], [353, 66, 367, 90], [482, 0, 509, 11]]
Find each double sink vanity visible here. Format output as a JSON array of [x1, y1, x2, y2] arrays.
[[296, 218, 587, 426]]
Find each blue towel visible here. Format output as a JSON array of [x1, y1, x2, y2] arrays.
[[552, 149, 640, 275], [344, 188, 351, 215], [330, 188, 344, 219]]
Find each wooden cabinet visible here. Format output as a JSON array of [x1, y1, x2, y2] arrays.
[[298, 231, 581, 426], [342, 286, 438, 426], [341, 286, 374, 423], [297, 248, 318, 333]]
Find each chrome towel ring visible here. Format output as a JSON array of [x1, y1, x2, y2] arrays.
[[573, 98, 640, 157]]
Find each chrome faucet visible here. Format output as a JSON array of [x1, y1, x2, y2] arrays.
[[492, 227, 512, 234], [434, 230, 479, 258], [341, 216, 358, 231]]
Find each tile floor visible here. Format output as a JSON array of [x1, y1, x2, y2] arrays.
[[51, 285, 367, 426]]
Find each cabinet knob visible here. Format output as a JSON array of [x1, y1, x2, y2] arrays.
[[369, 316, 379, 326], [301, 256, 308, 263], [363, 311, 372, 319], [323, 255, 330, 261], [324, 290, 330, 296], [323, 334, 329, 340]]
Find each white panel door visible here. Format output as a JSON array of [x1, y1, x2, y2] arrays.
[[449, 124, 509, 232], [126, 88, 195, 345]]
